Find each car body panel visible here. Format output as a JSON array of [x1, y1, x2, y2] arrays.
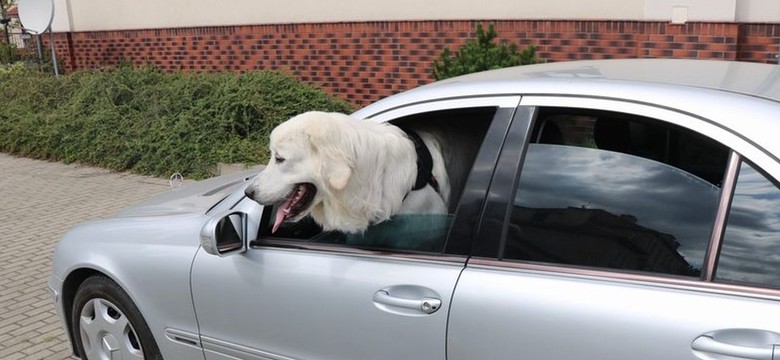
[[115, 168, 260, 218], [51, 214, 208, 359], [49, 59, 780, 360], [448, 264, 780, 360], [452, 93, 780, 360], [191, 247, 463, 360]]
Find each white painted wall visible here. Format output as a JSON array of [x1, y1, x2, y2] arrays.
[[644, 0, 736, 22], [45, 0, 779, 33], [736, 0, 780, 22]]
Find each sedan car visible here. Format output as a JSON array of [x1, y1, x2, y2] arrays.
[[50, 59, 780, 360]]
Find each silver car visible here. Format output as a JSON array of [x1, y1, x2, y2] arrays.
[[50, 59, 780, 360]]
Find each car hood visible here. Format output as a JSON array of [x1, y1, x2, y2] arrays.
[[115, 167, 263, 218]]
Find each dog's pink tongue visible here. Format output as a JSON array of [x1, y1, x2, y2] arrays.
[[272, 198, 294, 233]]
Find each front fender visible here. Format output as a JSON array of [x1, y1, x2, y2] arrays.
[[51, 213, 207, 360]]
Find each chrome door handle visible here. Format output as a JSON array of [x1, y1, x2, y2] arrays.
[[692, 335, 774, 360], [373, 290, 441, 314]]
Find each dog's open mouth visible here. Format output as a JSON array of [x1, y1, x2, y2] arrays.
[[272, 183, 316, 233]]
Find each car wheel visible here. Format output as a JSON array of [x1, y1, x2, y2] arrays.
[[71, 275, 163, 360]]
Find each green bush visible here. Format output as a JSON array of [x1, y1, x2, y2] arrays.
[[432, 23, 544, 81], [0, 42, 16, 64], [0, 66, 354, 179]]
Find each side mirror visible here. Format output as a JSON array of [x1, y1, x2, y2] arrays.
[[200, 211, 248, 256]]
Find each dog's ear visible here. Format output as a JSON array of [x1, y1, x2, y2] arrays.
[[304, 117, 354, 191], [325, 162, 352, 191]]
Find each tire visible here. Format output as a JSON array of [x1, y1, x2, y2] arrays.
[[71, 275, 163, 360]]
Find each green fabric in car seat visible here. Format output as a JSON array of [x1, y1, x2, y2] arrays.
[[344, 214, 453, 252]]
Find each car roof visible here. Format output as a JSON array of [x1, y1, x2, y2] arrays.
[[435, 59, 780, 102], [359, 59, 780, 106], [355, 59, 780, 169]]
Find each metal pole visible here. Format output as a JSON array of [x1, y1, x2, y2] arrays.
[[0, 0, 12, 62], [34, 32, 43, 68], [48, 27, 59, 76]]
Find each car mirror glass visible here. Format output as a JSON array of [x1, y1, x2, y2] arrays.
[[200, 211, 247, 256]]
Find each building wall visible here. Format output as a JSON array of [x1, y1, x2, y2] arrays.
[[736, 0, 780, 22], [52, 0, 643, 32], [50, 0, 780, 32], [34, 0, 780, 105], [46, 20, 780, 105]]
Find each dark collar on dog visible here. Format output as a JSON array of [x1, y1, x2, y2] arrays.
[[405, 130, 440, 193]]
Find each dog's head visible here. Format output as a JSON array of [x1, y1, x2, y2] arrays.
[[245, 112, 360, 233]]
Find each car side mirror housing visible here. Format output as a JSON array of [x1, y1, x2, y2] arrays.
[[200, 211, 248, 256]]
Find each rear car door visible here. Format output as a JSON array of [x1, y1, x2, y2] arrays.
[[189, 96, 519, 360], [448, 97, 780, 360]]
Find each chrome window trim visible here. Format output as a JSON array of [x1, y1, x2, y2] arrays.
[[361, 95, 522, 123], [252, 240, 469, 265], [702, 151, 741, 281], [469, 258, 780, 302]]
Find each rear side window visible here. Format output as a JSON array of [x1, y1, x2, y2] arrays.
[[717, 161, 780, 288], [503, 108, 729, 277]]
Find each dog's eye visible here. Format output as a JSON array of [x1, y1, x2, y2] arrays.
[[274, 156, 285, 164]]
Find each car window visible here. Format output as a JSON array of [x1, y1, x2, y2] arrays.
[[502, 108, 729, 276], [256, 107, 498, 253], [717, 161, 780, 288]]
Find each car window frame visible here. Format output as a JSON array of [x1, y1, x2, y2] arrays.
[[247, 96, 522, 259], [471, 95, 780, 299]]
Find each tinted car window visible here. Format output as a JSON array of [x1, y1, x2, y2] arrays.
[[717, 161, 780, 287], [503, 109, 729, 276]]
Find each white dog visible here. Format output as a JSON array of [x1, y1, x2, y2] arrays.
[[244, 111, 450, 234]]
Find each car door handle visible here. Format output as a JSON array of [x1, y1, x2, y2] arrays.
[[373, 290, 441, 314], [691, 335, 774, 360]]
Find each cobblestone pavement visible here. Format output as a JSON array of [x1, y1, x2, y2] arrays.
[[0, 154, 170, 359]]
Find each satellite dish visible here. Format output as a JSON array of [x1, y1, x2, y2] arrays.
[[17, 0, 54, 34]]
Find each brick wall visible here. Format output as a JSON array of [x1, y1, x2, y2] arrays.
[[45, 20, 780, 106]]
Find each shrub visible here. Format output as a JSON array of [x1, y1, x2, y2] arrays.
[[432, 23, 544, 81], [0, 42, 17, 64], [0, 66, 354, 179]]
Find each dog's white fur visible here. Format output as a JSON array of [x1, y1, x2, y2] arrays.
[[245, 111, 449, 234]]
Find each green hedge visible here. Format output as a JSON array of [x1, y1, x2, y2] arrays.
[[432, 23, 544, 81], [0, 65, 354, 179]]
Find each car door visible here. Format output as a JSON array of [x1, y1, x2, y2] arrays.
[[448, 97, 780, 360], [189, 97, 519, 360]]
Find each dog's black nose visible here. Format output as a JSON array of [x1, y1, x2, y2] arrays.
[[244, 187, 255, 199]]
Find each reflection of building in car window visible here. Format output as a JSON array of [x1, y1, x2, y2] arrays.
[[538, 114, 597, 148], [509, 123, 727, 276], [534, 109, 729, 187], [506, 206, 699, 276], [719, 161, 780, 288]]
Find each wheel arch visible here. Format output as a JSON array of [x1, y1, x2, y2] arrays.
[[61, 268, 109, 357]]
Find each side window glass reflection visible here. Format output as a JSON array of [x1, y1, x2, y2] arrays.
[[503, 109, 729, 277], [717, 161, 780, 287]]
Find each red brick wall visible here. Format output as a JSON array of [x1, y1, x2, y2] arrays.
[[46, 20, 780, 106], [738, 23, 780, 63]]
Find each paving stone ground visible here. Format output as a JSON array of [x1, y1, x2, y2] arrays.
[[0, 154, 170, 359]]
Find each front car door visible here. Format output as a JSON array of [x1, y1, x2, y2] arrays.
[[448, 96, 780, 360], [189, 96, 519, 360]]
